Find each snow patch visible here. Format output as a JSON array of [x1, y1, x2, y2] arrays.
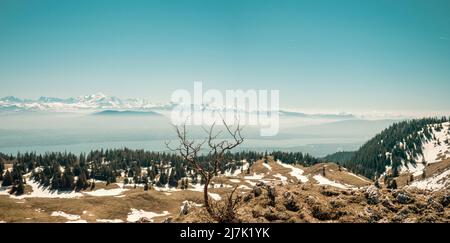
[[237, 185, 252, 190], [313, 174, 351, 189], [11, 180, 83, 199], [84, 188, 128, 197], [262, 163, 272, 171], [208, 192, 222, 201], [276, 160, 309, 182], [126, 209, 170, 222], [51, 211, 81, 221], [409, 169, 450, 191], [273, 173, 288, 182]]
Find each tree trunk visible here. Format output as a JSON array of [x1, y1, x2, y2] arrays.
[[203, 177, 215, 219]]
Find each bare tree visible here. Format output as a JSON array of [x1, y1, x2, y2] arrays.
[[166, 119, 244, 221]]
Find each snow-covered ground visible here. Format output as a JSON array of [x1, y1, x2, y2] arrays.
[[313, 174, 352, 189], [51, 211, 81, 221], [276, 160, 309, 182], [12, 180, 83, 199], [245, 180, 256, 186], [409, 169, 450, 191], [126, 209, 170, 222], [208, 192, 222, 201], [262, 163, 272, 171], [421, 122, 450, 163], [229, 179, 241, 183], [400, 163, 425, 177], [83, 188, 128, 197], [273, 173, 288, 182], [237, 185, 252, 190], [391, 122, 450, 176]]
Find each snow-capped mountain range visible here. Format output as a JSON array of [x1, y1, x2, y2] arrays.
[[0, 93, 357, 119], [0, 93, 173, 112]]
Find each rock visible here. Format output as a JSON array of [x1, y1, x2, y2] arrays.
[[162, 217, 173, 223], [365, 207, 383, 222], [440, 194, 450, 207], [243, 193, 253, 202], [283, 192, 300, 212], [402, 218, 417, 223], [268, 186, 277, 201], [252, 186, 263, 197], [136, 217, 151, 223], [394, 191, 415, 204], [305, 196, 317, 206], [256, 181, 265, 187], [427, 198, 444, 212], [330, 199, 346, 209], [365, 186, 381, 205], [381, 198, 398, 212], [180, 201, 198, 215], [252, 209, 262, 218], [311, 204, 345, 221], [321, 187, 340, 197]]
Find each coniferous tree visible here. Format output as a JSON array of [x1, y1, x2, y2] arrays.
[[76, 171, 88, 191], [15, 179, 25, 196], [168, 170, 178, 188], [0, 160, 4, 180], [157, 172, 168, 187], [2, 170, 13, 187]]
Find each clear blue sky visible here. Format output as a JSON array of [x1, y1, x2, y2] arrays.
[[0, 0, 449, 112]]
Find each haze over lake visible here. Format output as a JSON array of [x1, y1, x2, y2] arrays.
[[0, 111, 396, 157]]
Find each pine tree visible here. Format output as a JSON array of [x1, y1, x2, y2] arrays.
[[322, 166, 326, 177], [51, 171, 62, 190], [157, 172, 168, 187], [0, 161, 4, 180], [2, 170, 13, 187], [144, 183, 149, 191], [168, 170, 178, 188], [76, 172, 88, 191], [15, 179, 25, 196]]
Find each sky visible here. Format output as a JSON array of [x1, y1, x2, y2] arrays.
[[0, 0, 449, 113]]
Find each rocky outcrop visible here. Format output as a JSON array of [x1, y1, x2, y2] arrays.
[[174, 184, 450, 223], [365, 186, 381, 205]]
